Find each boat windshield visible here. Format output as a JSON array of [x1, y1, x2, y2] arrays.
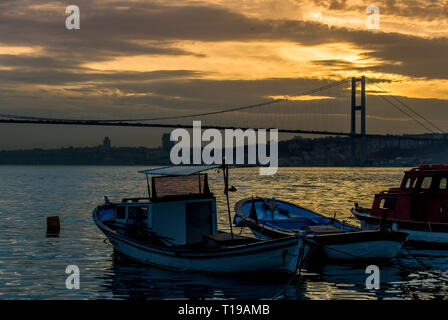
[[152, 174, 211, 198]]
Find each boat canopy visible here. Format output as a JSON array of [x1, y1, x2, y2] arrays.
[[139, 165, 220, 176], [152, 174, 211, 199]]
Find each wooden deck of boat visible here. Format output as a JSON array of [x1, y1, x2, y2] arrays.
[[204, 233, 255, 246], [308, 225, 346, 234]]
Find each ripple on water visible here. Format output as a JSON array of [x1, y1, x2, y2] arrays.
[[0, 165, 446, 299]]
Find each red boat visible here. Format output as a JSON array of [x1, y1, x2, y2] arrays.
[[352, 164, 448, 247]]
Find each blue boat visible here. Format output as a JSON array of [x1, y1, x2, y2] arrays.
[[234, 197, 408, 261]]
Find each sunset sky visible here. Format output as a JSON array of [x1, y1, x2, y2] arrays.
[[0, 0, 447, 149]]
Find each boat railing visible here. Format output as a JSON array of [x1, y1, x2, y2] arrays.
[[121, 197, 150, 203], [150, 193, 214, 203], [378, 190, 411, 196]]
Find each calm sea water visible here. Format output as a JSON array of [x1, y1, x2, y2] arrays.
[[1, 166, 448, 300]]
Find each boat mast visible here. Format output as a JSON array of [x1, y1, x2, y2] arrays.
[[222, 159, 234, 240]]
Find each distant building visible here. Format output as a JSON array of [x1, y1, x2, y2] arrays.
[[162, 133, 174, 152], [103, 136, 111, 149]]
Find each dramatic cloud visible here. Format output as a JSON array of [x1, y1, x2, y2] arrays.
[[0, 0, 447, 149]]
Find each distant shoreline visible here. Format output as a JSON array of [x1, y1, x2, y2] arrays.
[[2, 132, 443, 167], [0, 164, 413, 168]]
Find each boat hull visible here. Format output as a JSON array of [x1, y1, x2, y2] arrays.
[[318, 238, 404, 260], [94, 207, 302, 274], [353, 207, 448, 248], [245, 217, 405, 260]]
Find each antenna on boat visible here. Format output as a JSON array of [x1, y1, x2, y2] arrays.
[[145, 173, 151, 200], [222, 158, 234, 240]]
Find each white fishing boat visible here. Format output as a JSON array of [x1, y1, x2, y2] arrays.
[[93, 165, 306, 274]]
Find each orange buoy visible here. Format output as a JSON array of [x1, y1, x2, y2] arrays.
[[46, 216, 60, 236]]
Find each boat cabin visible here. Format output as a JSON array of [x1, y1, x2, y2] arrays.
[[369, 164, 448, 223], [109, 166, 219, 246]]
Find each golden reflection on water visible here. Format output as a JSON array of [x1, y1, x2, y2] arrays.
[[1, 166, 447, 300], [211, 167, 408, 233]]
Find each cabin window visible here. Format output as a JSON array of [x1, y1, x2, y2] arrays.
[[379, 198, 396, 210], [402, 177, 412, 190], [440, 177, 448, 190], [128, 206, 148, 219], [116, 206, 126, 219], [420, 176, 432, 190]]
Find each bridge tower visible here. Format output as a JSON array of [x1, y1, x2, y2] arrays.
[[351, 76, 366, 165]]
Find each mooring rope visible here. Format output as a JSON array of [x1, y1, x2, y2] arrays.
[[400, 246, 431, 270], [271, 235, 312, 299], [270, 230, 435, 300]]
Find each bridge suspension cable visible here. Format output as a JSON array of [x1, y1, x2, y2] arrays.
[[0, 78, 351, 123], [366, 78, 444, 134], [366, 85, 437, 134], [1, 76, 443, 137]]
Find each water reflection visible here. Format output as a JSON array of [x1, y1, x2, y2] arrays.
[[99, 253, 287, 300], [94, 248, 448, 301], [1, 166, 448, 299]]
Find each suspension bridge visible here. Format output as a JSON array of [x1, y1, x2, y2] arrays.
[[0, 76, 446, 165]]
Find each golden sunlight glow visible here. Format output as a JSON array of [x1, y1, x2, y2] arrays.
[[269, 95, 335, 101], [4, 0, 448, 110], [83, 41, 384, 81], [79, 35, 448, 100], [0, 45, 41, 55], [369, 79, 448, 100], [202, 0, 448, 37]]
